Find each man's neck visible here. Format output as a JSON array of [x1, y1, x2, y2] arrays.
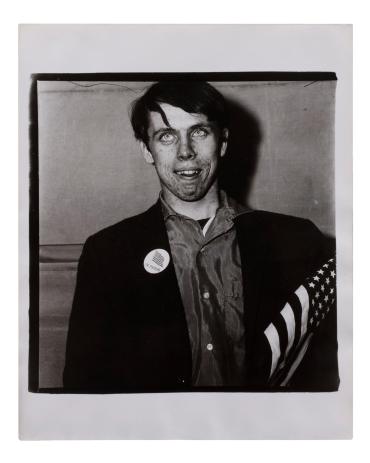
[[162, 187, 220, 220]]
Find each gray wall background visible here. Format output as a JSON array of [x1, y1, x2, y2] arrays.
[[38, 80, 336, 245]]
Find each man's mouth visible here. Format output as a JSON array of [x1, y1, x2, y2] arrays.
[[174, 169, 202, 179]]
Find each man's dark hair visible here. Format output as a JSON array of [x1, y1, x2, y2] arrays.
[[130, 81, 229, 147]]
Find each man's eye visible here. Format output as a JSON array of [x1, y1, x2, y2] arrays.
[[159, 132, 175, 143], [192, 128, 208, 138]]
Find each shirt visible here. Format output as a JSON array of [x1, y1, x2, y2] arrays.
[[161, 192, 250, 386]]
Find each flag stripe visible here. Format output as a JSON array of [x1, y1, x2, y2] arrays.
[[280, 334, 313, 386], [295, 285, 310, 340], [264, 323, 281, 378], [288, 294, 303, 351], [274, 314, 288, 365], [281, 303, 296, 359]]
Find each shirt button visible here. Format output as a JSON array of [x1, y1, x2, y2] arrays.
[[202, 291, 210, 300], [206, 343, 213, 351]]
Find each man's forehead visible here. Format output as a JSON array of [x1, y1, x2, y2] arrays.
[[148, 103, 209, 131]]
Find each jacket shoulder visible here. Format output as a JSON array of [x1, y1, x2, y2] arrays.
[[84, 203, 158, 248], [249, 210, 318, 229], [246, 210, 329, 245], [238, 209, 334, 265]]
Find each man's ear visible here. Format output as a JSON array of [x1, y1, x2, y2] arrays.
[[220, 128, 229, 158], [140, 141, 155, 164]]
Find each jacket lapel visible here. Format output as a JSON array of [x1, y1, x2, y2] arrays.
[[235, 212, 269, 376], [134, 201, 193, 383], [133, 200, 186, 314]]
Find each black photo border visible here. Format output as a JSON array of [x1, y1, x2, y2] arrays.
[[29, 71, 337, 393]]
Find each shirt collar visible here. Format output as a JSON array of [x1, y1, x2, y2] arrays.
[[160, 190, 251, 222]]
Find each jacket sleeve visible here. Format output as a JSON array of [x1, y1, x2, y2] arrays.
[[261, 218, 339, 391], [288, 301, 339, 390], [63, 236, 111, 391]]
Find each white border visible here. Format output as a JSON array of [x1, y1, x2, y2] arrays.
[[18, 24, 352, 441]]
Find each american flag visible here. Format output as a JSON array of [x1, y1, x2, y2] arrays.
[[264, 257, 336, 386], [152, 250, 165, 268]]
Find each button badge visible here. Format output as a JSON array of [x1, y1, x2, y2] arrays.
[[143, 249, 170, 274]]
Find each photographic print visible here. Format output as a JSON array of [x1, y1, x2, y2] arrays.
[[30, 73, 338, 393], [19, 25, 352, 440]]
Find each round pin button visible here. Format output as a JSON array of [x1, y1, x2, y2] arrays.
[[203, 291, 210, 299], [206, 343, 213, 351], [143, 249, 170, 274]]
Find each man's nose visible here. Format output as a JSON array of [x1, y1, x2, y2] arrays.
[[177, 138, 195, 160]]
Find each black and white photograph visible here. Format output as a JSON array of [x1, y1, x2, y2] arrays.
[[19, 24, 352, 440], [31, 74, 339, 393]]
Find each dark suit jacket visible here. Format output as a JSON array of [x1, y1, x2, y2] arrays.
[[63, 201, 339, 393]]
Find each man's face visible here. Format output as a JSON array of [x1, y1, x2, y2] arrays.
[[141, 103, 228, 204]]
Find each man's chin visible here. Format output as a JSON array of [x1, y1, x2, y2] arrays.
[[174, 189, 208, 202], [162, 181, 216, 204]]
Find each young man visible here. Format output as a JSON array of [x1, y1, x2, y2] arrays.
[[63, 81, 339, 392]]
